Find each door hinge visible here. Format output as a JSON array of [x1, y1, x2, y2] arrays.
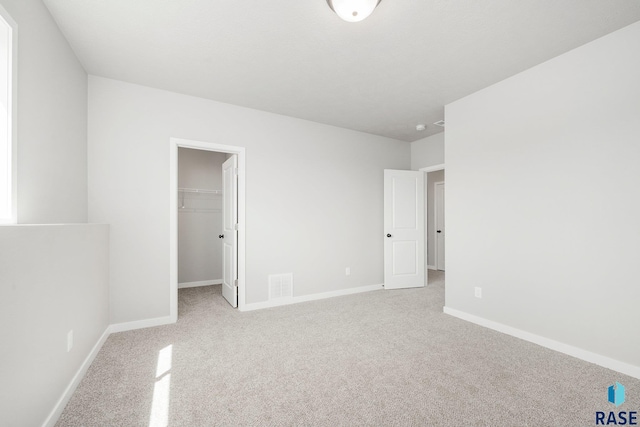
[[234, 167, 239, 176], [234, 223, 239, 231], [234, 279, 239, 288]]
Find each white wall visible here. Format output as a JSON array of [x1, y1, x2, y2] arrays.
[[426, 169, 444, 268], [178, 148, 225, 284], [0, 224, 109, 427], [88, 76, 410, 323], [411, 132, 444, 170], [445, 21, 640, 370], [0, 0, 88, 223], [0, 3, 111, 426]]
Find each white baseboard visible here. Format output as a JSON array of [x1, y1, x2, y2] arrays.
[[443, 306, 640, 380], [44, 315, 176, 426], [42, 327, 111, 427], [427, 265, 437, 270], [109, 315, 175, 333], [178, 279, 221, 289], [240, 284, 383, 312]]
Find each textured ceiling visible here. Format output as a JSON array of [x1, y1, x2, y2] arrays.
[[42, 0, 640, 142]]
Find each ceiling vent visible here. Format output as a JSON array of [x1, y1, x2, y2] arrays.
[[268, 273, 293, 300], [433, 120, 445, 127]]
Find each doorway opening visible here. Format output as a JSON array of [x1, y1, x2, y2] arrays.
[[420, 164, 445, 274], [434, 180, 445, 271], [176, 148, 226, 290], [169, 138, 246, 321]]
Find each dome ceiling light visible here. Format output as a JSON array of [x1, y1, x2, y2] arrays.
[[326, 0, 382, 22]]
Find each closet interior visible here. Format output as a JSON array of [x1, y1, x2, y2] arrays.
[[177, 148, 227, 289]]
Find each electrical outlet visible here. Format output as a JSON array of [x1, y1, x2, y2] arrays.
[[345, 267, 351, 276], [474, 287, 482, 298], [67, 330, 73, 352]]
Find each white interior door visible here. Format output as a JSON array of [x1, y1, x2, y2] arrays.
[[435, 182, 445, 271], [384, 170, 425, 289], [221, 155, 238, 307]]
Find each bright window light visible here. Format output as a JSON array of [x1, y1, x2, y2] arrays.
[[149, 345, 173, 427], [0, 10, 14, 224]]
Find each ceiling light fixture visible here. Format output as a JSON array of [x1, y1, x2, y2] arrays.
[[326, 0, 382, 22], [416, 124, 426, 131]]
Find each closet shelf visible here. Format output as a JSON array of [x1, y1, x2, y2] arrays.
[[178, 208, 222, 214], [178, 187, 222, 195]]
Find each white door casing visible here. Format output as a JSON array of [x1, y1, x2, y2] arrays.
[[384, 170, 425, 289], [222, 155, 238, 307], [435, 181, 445, 271], [170, 137, 246, 319]]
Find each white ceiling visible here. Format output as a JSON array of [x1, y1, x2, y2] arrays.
[[42, 0, 640, 142]]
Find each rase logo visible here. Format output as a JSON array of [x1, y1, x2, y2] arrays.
[[609, 382, 626, 407], [596, 382, 637, 425]]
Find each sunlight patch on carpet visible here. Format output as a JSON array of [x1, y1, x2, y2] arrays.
[[149, 345, 173, 427]]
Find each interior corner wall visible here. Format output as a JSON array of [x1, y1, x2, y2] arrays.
[[411, 132, 444, 170], [88, 76, 410, 324], [445, 21, 640, 368], [0, 0, 88, 223]]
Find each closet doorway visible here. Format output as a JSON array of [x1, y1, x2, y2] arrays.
[[420, 164, 445, 273], [177, 148, 226, 290], [434, 181, 445, 271], [169, 138, 246, 320]]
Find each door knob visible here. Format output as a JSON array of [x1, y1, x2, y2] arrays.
[[219, 234, 224, 238], [437, 230, 442, 233], [386, 234, 392, 238]]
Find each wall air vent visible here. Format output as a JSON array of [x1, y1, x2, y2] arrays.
[[433, 120, 445, 127], [268, 273, 293, 300]]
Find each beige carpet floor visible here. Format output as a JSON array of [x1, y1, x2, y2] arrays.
[[57, 271, 639, 426]]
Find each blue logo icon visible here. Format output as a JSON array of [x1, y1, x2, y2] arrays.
[[608, 382, 626, 407]]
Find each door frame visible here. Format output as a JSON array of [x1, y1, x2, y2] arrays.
[[169, 137, 246, 319], [419, 164, 445, 275], [434, 180, 445, 271]]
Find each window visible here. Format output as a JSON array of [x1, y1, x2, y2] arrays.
[[0, 8, 14, 224]]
